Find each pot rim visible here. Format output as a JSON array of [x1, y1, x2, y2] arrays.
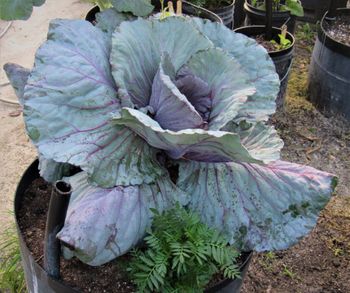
[[234, 25, 295, 56], [86, 2, 223, 24], [244, 0, 292, 17], [318, 8, 350, 57], [209, 0, 236, 11]]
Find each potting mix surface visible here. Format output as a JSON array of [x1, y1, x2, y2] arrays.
[[324, 15, 350, 46], [253, 34, 285, 52], [0, 1, 350, 291]]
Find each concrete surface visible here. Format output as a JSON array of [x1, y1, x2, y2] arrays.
[[0, 0, 92, 231]]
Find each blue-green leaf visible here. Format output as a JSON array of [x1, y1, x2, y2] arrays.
[[58, 172, 188, 265], [112, 108, 260, 163], [111, 17, 213, 108], [177, 160, 336, 251], [95, 8, 135, 37], [23, 19, 161, 187], [0, 0, 45, 21], [181, 48, 256, 130], [191, 18, 280, 124], [38, 155, 71, 183], [223, 121, 284, 162], [3, 63, 30, 105], [111, 0, 154, 17]]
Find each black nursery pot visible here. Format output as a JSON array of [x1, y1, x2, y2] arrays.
[[151, 0, 223, 23], [209, 0, 235, 29], [234, 25, 295, 110], [14, 160, 253, 293], [308, 8, 350, 121], [299, 0, 347, 23], [87, 2, 222, 23], [244, 0, 296, 33]]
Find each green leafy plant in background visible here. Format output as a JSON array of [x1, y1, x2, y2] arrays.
[[0, 0, 45, 20], [0, 224, 26, 293], [187, 0, 233, 9], [83, 0, 113, 11], [0, 0, 154, 20], [296, 23, 316, 42], [128, 205, 240, 292], [271, 26, 292, 50], [251, 0, 304, 17]]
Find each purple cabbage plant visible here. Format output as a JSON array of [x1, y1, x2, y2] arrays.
[[4, 2, 336, 267]]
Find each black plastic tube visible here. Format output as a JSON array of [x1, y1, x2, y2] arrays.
[[44, 180, 72, 279]]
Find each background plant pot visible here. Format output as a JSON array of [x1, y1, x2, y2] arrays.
[[244, 0, 296, 33], [209, 0, 235, 29], [87, 2, 222, 23], [205, 252, 252, 293], [234, 25, 295, 110], [15, 160, 253, 293], [85, 5, 99, 23], [308, 8, 350, 121], [151, 0, 223, 23], [14, 160, 79, 293], [299, 0, 348, 23]]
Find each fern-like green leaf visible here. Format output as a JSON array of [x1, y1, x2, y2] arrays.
[[129, 205, 241, 292]]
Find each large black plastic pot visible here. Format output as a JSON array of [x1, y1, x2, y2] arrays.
[[299, 0, 347, 23], [210, 1, 235, 29], [151, 0, 223, 23], [86, 2, 222, 23], [308, 8, 350, 121], [15, 160, 253, 293], [244, 0, 296, 33], [234, 25, 295, 110]]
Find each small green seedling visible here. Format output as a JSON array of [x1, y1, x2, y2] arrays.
[[271, 26, 292, 50], [282, 264, 296, 279]]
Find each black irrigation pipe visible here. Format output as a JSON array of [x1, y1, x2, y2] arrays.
[[43, 180, 72, 279]]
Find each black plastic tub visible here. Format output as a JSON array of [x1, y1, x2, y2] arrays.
[[15, 160, 253, 293], [210, 1, 235, 29], [87, 2, 222, 23], [244, 0, 296, 33], [299, 0, 347, 23], [234, 25, 295, 110], [151, 0, 223, 23], [308, 8, 350, 121]]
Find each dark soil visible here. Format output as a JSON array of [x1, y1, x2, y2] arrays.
[[18, 178, 136, 293], [254, 34, 281, 51], [242, 23, 350, 293], [324, 15, 350, 46]]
